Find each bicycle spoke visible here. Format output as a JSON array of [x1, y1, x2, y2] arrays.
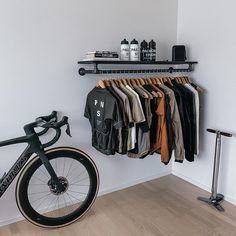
[[34, 193, 52, 210], [31, 175, 47, 184], [67, 189, 87, 195], [66, 192, 76, 206], [62, 158, 66, 177], [69, 171, 88, 183], [57, 196, 60, 215], [38, 167, 50, 179], [62, 194, 68, 209], [67, 162, 83, 178], [66, 192, 84, 203], [28, 190, 50, 195], [70, 183, 89, 187], [30, 192, 51, 204], [29, 183, 47, 186], [70, 176, 89, 185], [65, 159, 75, 178], [53, 197, 61, 215], [45, 195, 58, 214]]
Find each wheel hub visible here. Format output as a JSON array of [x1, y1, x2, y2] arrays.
[[48, 177, 69, 195]]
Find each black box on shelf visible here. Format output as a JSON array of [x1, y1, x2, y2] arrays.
[[172, 45, 187, 61]]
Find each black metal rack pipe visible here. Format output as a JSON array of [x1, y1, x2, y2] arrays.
[[77, 60, 198, 76]]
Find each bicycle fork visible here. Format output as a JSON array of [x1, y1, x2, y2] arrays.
[[37, 150, 65, 193]]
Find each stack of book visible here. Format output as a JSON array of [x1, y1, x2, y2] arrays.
[[83, 51, 120, 61]]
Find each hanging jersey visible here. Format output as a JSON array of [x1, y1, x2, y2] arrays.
[[84, 87, 123, 155]]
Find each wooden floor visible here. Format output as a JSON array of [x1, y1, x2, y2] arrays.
[[1, 175, 236, 236]]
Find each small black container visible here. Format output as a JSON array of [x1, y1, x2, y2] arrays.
[[149, 40, 156, 61], [172, 45, 187, 61], [140, 40, 149, 61]]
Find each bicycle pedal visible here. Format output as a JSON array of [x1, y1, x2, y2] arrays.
[[0, 172, 7, 183]]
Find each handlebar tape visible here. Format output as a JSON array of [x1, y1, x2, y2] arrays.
[[36, 111, 57, 123]]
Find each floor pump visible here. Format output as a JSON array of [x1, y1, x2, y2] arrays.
[[197, 128, 232, 212]]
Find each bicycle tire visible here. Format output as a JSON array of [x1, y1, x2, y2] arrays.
[[15, 147, 99, 228]]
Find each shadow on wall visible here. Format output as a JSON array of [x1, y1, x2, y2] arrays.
[[198, 87, 207, 155], [218, 134, 234, 195]]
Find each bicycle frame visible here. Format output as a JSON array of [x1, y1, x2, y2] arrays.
[[0, 113, 69, 199], [0, 134, 38, 198]]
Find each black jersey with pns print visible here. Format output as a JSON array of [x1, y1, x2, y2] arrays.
[[84, 87, 123, 155]]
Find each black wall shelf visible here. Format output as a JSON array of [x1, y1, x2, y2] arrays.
[[77, 60, 198, 76]]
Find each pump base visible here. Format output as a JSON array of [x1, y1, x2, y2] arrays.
[[197, 194, 224, 212]]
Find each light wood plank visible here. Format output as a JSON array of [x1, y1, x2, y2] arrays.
[[0, 175, 236, 236]]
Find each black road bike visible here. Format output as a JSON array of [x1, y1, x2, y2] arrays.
[[0, 111, 99, 228]]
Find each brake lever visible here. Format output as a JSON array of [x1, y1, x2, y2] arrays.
[[65, 122, 72, 137], [36, 111, 58, 123]]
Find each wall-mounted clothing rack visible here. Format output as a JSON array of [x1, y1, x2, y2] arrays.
[[77, 60, 198, 76]]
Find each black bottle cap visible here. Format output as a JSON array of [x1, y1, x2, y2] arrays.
[[121, 38, 129, 44], [149, 40, 156, 47], [141, 40, 148, 48], [131, 38, 138, 44]]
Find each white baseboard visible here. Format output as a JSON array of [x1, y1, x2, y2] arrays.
[[99, 170, 172, 197], [172, 170, 236, 206], [0, 170, 171, 227], [0, 214, 24, 227]]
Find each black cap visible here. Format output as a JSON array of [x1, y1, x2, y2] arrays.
[[121, 38, 129, 44], [141, 40, 148, 48], [131, 38, 138, 44], [149, 40, 156, 47]]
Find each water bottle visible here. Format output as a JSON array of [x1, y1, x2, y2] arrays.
[[149, 40, 156, 61], [140, 40, 149, 61], [120, 38, 130, 61], [130, 38, 139, 61]]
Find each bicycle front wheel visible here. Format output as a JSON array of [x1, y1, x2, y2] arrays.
[[16, 147, 99, 228]]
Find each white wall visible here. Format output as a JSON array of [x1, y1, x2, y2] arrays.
[[173, 0, 236, 205], [0, 0, 178, 226]]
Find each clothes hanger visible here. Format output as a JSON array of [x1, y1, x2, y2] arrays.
[[110, 79, 117, 86], [96, 80, 106, 88], [104, 79, 111, 87], [150, 77, 156, 84], [177, 76, 183, 84], [188, 77, 204, 93], [136, 78, 142, 86], [130, 78, 137, 86], [175, 76, 181, 84], [184, 76, 190, 83], [147, 77, 153, 84], [133, 79, 149, 98], [155, 77, 161, 84], [182, 76, 187, 84], [118, 78, 125, 86], [163, 76, 173, 86], [142, 85, 154, 99], [128, 78, 134, 87], [132, 77, 152, 99], [139, 78, 146, 85], [167, 76, 174, 86], [149, 79, 163, 97], [145, 77, 159, 97], [162, 77, 167, 83], [159, 77, 164, 84]]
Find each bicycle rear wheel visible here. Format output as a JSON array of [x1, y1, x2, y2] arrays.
[[16, 147, 99, 228]]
